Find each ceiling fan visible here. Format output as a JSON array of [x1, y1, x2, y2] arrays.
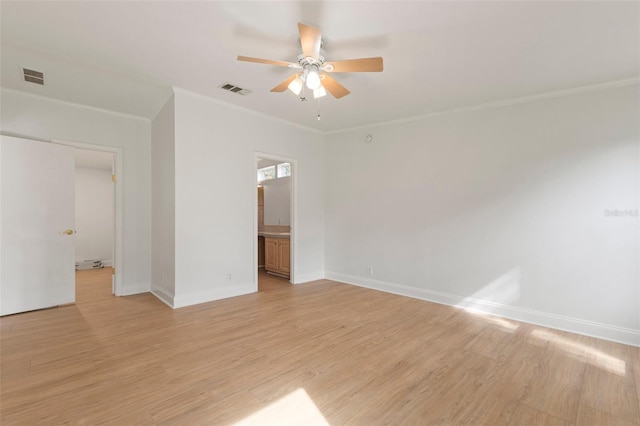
[[238, 23, 383, 100]]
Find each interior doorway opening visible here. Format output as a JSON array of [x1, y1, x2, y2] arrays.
[[74, 148, 116, 296], [0, 134, 124, 316], [255, 153, 295, 291], [54, 139, 123, 297]]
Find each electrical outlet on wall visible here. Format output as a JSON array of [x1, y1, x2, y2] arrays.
[[366, 266, 373, 276], [227, 273, 232, 281]]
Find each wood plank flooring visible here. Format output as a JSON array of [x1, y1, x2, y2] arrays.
[[1, 268, 638, 425]]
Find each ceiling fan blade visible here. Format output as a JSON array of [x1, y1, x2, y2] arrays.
[[271, 74, 300, 92], [324, 57, 384, 72], [237, 55, 298, 68], [321, 73, 350, 99], [298, 23, 322, 60]]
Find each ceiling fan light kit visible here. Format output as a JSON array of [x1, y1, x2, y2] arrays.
[[313, 86, 327, 99], [237, 22, 384, 116], [305, 66, 322, 90], [287, 76, 304, 95]]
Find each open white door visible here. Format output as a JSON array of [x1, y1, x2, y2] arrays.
[[0, 136, 75, 316]]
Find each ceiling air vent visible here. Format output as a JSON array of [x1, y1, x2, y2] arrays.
[[22, 67, 45, 85], [219, 82, 251, 96]]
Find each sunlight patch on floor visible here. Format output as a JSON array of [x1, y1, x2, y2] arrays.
[[233, 388, 329, 426], [455, 267, 521, 330], [465, 311, 520, 332], [531, 328, 626, 376]]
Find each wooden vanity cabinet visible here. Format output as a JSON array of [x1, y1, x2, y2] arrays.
[[265, 237, 290, 277], [265, 238, 278, 271], [277, 238, 290, 275]]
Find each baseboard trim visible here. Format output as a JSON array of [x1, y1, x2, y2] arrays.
[[120, 284, 149, 296], [172, 283, 256, 309], [151, 287, 175, 308], [325, 271, 640, 347], [293, 271, 325, 284]]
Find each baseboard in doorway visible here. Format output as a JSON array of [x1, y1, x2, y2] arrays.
[[121, 284, 150, 296], [151, 287, 175, 307], [293, 271, 325, 284]]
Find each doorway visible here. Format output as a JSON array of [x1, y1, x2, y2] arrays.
[[0, 135, 123, 316], [255, 153, 295, 291], [54, 139, 123, 297], [74, 148, 116, 296]]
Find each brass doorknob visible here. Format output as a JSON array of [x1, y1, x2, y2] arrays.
[[63, 229, 75, 235]]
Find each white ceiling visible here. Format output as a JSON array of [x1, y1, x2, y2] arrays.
[[1, 1, 638, 132]]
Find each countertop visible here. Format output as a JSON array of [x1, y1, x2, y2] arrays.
[[258, 231, 290, 238]]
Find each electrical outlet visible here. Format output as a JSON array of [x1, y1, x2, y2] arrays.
[[366, 266, 373, 276], [227, 273, 232, 281]]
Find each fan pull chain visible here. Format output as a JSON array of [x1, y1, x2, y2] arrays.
[[317, 98, 321, 121]]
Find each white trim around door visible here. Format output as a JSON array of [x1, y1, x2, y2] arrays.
[[53, 139, 124, 296]]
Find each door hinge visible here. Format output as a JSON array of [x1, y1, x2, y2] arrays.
[[112, 174, 116, 182], [112, 268, 116, 275]]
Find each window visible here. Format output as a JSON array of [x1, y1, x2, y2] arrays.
[[277, 162, 291, 178], [257, 165, 276, 182], [258, 162, 291, 182]]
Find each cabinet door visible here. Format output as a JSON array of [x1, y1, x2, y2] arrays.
[[265, 238, 278, 272], [278, 239, 290, 275]]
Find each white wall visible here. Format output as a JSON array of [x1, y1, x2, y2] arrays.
[[170, 87, 324, 307], [0, 88, 152, 295], [75, 167, 113, 265], [325, 83, 639, 346], [151, 94, 176, 304], [263, 176, 291, 226]]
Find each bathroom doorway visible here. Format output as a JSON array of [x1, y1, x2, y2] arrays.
[[255, 153, 295, 290]]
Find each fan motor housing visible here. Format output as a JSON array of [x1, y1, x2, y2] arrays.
[[297, 53, 325, 67]]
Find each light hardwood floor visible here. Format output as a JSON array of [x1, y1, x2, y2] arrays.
[[1, 268, 638, 425]]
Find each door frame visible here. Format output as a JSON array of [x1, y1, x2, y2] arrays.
[[254, 151, 297, 288], [53, 139, 124, 296]]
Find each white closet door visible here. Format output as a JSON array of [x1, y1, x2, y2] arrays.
[[1, 136, 75, 315]]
